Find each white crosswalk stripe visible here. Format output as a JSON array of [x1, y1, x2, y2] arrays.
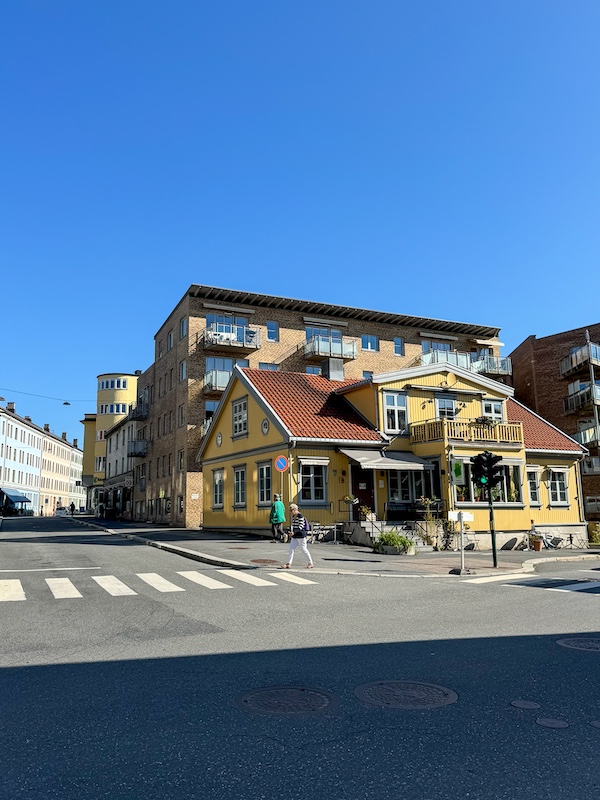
[[45, 578, 82, 599], [0, 580, 26, 601], [177, 571, 233, 590], [217, 569, 277, 587], [136, 573, 185, 592], [267, 572, 317, 585], [92, 575, 138, 596]]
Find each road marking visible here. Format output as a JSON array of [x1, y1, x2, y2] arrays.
[[463, 574, 526, 584], [136, 573, 185, 593], [217, 569, 277, 587], [92, 576, 138, 596], [0, 567, 101, 573], [0, 580, 26, 601], [546, 582, 600, 593], [177, 571, 233, 590], [267, 572, 317, 585], [45, 578, 83, 599]]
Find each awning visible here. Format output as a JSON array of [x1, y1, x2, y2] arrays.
[[339, 449, 434, 471], [0, 488, 31, 504]]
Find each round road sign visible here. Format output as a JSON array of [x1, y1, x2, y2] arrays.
[[275, 455, 289, 472]]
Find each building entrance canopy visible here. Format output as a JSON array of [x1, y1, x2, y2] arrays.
[[0, 489, 31, 504], [339, 449, 433, 471]]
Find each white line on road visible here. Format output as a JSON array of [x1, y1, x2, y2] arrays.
[[217, 569, 277, 587], [0, 567, 101, 573], [546, 583, 600, 593], [92, 576, 138, 596], [136, 573, 185, 592], [177, 571, 233, 590], [462, 574, 526, 584], [267, 572, 317, 585], [0, 580, 26, 601], [45, 578, 83, 599]]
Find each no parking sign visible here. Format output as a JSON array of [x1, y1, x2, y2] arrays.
[[275, 455, 289, 473]]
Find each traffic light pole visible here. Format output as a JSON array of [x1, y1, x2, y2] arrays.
[[488, 491, 498, 568]]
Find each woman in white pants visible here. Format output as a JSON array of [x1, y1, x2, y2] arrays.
[[280, 503, 314, 569]]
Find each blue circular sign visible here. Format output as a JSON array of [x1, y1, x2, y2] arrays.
[[275, 455, 289, 473]]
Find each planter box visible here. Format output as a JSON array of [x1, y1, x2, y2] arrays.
[[379, 545, 417, 556]]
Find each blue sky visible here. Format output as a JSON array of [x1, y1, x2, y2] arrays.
[[3, 1, 599, 442]]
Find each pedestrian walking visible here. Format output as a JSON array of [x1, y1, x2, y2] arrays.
[[269, 493, 286, 542], [69, 502, 75, 517], [280, 503, 314, 569]]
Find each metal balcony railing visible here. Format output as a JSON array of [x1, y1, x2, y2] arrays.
[[202, 369, 232, 393], [410, 418, 523, 445], [564, 385, 600, 414], [574, 426, 600, 447], [127, 440, 147, 457], [421, 350, 512, 375], [127, 403, 149, 420], [304, 335, 358, 360], [583, 456, 600, 475], [559, 342, 600, 378]]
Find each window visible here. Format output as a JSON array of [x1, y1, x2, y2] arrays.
[[206, 313, 248, 342], [482, 400, 503, 421], [234, 466, 246, 506], [179, 360, 187, 381], [266, 321, 279, 342], [393, 337, 405, 356], [305, 366, 322, 375], [157, 340, 163, 360], [527, 470, 541, 506], [258, 462, 272, 505], [363, 371, 373, 380], [549, 470, 568, 505], [205, 400, 219, 420], [232, 398, 248, 437], [361, 334, 379, 352], [178, 404, 185, 427], [178, 449, 184, 471], [258, 363, 278, 371], [213, 469, 224, 508], [167, 331, 173, 351], [384, 392, 408, 434], [300, 464, 326, 503], [455, 462, 522, 504], [422, 340, 452, 354], [436, 396, 456, 420], [586, 496, 600, 514], [179, 317, 187, 339]]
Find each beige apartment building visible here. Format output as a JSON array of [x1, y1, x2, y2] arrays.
[[127, 285, 512, 528]]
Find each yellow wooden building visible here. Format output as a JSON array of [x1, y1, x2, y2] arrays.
[[198, 364, 587, 548]]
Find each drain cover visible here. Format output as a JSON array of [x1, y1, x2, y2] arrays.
[[536, 718, 569, 729], [250, 559, 279, 565], [511, 700, 541, 710], [354, 681, 458, 709], [237, 686, 338, 716], [557, 638, 600, 652]]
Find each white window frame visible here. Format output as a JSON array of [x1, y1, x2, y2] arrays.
[[384, 392, 408, 434], [482, 400, 504, 422], [232, 397, 248, 437], [527, 468, 542, 507], [436, 395, 456, 420], [179, 360, 187, 382], [299, 463, 327, 504], [361, 334, 379, 352], [548, 469, 569, 506], [234, 465, 246, 507], [266, 321, 279, 342], [257, 462, 272, 505], [213, 469, 224, 508]]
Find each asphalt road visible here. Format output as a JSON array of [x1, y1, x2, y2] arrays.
[[1, 516, 600, 799]]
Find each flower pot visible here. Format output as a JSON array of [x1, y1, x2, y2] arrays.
[[532, 540, 543, 552]]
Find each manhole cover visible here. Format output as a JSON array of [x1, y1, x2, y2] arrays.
[[511, 700, 541, 710], [590, 720, 600, 728], [354, 681, 458, 709], [237, 686, 338, 716], [557, 638, 600, 652], [536, 718, 569, 729], [250, 559, 279, 565]]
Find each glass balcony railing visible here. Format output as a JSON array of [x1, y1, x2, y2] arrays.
[[564, 385, 600, 413], [574, 426, 600, 447], [304, 335, 357, 360], [204, 324, 261, 350], [421, 350, 512, 375], [559, 342, 600, 377], [203, 369, 232, 392], [127, 440, 147, 457]]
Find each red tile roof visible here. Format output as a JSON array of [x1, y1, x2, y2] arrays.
[[240, 369, 384, 442], [507, 398, 583, 452]]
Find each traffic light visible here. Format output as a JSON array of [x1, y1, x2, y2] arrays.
[[470, 451, 503, 490]]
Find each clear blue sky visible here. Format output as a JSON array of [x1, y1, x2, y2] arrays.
[[3, 1, 599, 442]]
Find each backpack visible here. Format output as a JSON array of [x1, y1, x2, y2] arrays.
[[303, 517, 311, 532]]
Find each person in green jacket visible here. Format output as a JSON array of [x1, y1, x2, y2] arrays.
[[269, 493, 286, 542]]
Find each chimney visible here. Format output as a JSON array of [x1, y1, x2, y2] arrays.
[[24, 416, 32, 422], [61, 432, 67, 441], [44, 424, 50, 432], [320, 358, 345, 381], [135, 369, 142, 376], [73, 438, 78, 448], [7, 402, 15, 413]]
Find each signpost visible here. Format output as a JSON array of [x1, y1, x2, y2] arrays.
[[274, 455, 289, 502], [448, 511, 474, 575]]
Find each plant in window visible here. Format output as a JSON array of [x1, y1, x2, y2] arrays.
[[456, 485, 468, 502]]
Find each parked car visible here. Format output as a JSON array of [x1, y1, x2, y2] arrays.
[[55, 507, 69, 517]]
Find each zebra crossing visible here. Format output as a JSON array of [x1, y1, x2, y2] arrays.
[[0, 569, 318, 602], [464, 572, 600, 596]]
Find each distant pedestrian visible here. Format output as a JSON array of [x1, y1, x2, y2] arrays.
[[69, 502, 75, 517], [280, 503, 314, 569], [98, 503, 105, 519], [269, 493, 286, 542]]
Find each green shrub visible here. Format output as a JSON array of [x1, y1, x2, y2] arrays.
[[374, 532, 414, 553], [589, 523, 600, 545]]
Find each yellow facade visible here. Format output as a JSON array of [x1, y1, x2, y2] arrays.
[[201, 365, 585, 542]]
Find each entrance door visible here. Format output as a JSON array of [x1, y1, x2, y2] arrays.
[[351, 468, 375, 520]]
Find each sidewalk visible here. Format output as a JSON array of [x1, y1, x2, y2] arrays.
[[75, 517, 600, 577]]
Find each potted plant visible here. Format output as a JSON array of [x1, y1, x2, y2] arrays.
[[373, 531, 416, 556], [529, 533, 543, 552]]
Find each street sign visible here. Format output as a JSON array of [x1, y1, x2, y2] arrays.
[[448, 511, 474, 522], [275, 455, 289, 472]]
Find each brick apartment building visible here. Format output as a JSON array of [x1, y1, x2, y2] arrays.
[[110, 285, 512, 528], [510, 323, 600, 525]]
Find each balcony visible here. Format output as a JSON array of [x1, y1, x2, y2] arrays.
[[202, 324, 261, 353], [127, 440, 148, 457], [410, 417, 523, 446], [559, 342, 600, 378], [574, 425, 600, 448], [421, 350, 512, 376], [564, 385, 600, 414], [127, 402, 149, 420], [202, 369, 232, 394], [304, 335, 358, 361], [583, 456, 600, 475]]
